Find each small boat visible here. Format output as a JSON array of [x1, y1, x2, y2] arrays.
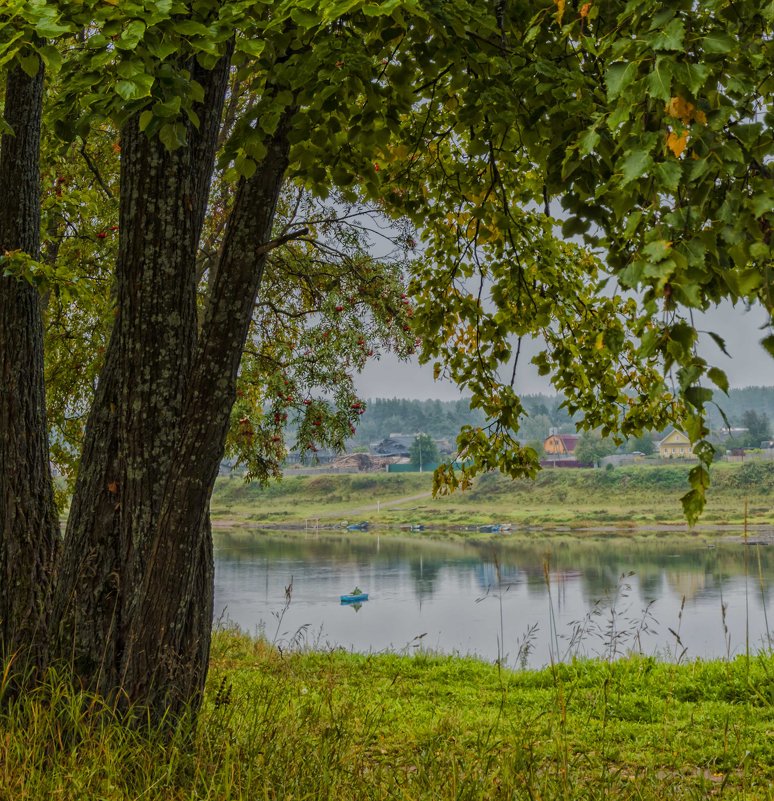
[[340, 592, 369, 604], [409, 524, 425, 532], [479, 524, 501, 533], [346, 522, 369, 531]]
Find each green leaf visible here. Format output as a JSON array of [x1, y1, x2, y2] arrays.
[[17, 52, 40, 78], [685, 385, 713, 408], [654, 160, 682, 191], [650, 18, 685, 51], [702, 32, 735, 54], [145, 36, 179, 60], [605, 62, 637, 101], [290, 7, 320, 27], [158, 122, 187, 151], [619, 150, 653, 185], [680, 487, 705, 525], [561, 217, 590, 237], [750, 191, 774, 217], [115, 74, 154, 100], [706, 366, 729, 394], [152, 95, 182, 118], [646, 57, 673, 101], [707, 331, 730, 356], [761, 334, 774, 359], [688, 463, 710, 492], [643, 239, 672, 262], [577, 127, 600, 156], [173, 20, 210, 37], [235, 153, 257, 178], [677, 62, 711, 94], [36, 44, 62, 73], [33, 16, 71, 39], [117, 20, 146, 50], [138, 110, 154, 131], [238, 39, 266, 58]]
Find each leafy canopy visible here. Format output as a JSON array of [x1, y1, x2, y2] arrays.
[[1, 0, 772, 522]]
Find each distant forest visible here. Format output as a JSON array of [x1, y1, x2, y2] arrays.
[[349, 387, 774, 447]]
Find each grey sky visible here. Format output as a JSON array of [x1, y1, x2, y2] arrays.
[[355, 301, 774, 400]]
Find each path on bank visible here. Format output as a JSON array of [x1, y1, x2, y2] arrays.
[[313, 491, 433, 519]]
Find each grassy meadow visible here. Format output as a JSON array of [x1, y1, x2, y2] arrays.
[[3, 628, 774, 800], [210, 460, 774, 529]]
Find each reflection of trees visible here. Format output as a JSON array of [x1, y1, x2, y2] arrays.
[[213, 529, 774, 612], [639, 571, 664, 601], [665, 570, 708, 601], [409, 556, 442, 599], [474, 562, 524, 592]]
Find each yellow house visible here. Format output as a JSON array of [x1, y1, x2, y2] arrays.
[[543, 434, 579, 456], [657, 429, 694, 459]]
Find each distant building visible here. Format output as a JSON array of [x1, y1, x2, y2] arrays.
[[372, 437, 411, 458], [716, 427, 749, 441], [372, 433, 451, 458], [657, 429, 694, 459], [543, 433, 579, 456]]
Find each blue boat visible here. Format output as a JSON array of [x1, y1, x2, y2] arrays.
[[340, 593, 369, 604], [479, 524, 501, 533], [346, 522, 369, 531]]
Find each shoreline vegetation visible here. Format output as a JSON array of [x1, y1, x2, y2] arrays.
[[210, 461, 774, 533], [4, 628, 773, 799], [18, 463, 774, 798]]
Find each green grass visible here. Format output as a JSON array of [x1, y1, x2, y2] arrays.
[[3, 630, 774, 799], [210, 461, 774, 529]]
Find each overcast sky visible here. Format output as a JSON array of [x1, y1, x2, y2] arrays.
[[355, 301, 774, 400]]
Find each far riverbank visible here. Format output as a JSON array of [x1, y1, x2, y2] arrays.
[[210, 460, 774, 532]]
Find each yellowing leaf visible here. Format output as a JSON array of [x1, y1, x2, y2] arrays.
[[580, 2, 592, 18], [554, 0, 566, 24], [665, 96, 694, 123], [667, 130, 689, 157], [665, 96, 706, 125]]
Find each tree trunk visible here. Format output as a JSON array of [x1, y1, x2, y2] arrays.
[[51, 51, 232, 698], [0, 59, 59, 672], [119, 113, 294, 719]]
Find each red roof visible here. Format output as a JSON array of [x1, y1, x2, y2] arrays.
[[557, 435, 579, 449]]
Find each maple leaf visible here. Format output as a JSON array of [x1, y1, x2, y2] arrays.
[[107, 480, 119, 494], [554, 0, 566, 24]]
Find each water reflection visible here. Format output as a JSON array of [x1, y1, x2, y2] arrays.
[[213, 530, 774, 668]]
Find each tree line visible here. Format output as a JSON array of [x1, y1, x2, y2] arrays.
[[346, 389, 774, 450]]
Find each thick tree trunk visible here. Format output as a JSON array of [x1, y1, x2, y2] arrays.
[[51, 52, 232, 698], [120, 114, 293, 719], [0, 60, 59, 671]]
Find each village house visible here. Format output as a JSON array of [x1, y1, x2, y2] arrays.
[[543, 432, 579, 457], [657, 429, 695, 459]]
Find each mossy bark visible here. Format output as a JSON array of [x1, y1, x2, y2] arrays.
[[0, 60, 59, 671], [51, 51, 234, 706]]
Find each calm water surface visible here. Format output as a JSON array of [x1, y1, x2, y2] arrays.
[[213, 530, 774, 668]]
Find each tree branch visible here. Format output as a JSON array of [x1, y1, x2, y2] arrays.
[[255, 227, 309, 256]]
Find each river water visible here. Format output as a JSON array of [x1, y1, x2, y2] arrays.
[[213, 530, 774, 668]]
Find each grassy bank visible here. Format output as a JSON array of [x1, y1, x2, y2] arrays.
[[211, 460, 774, 529], [3, 630, 774, 799]]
